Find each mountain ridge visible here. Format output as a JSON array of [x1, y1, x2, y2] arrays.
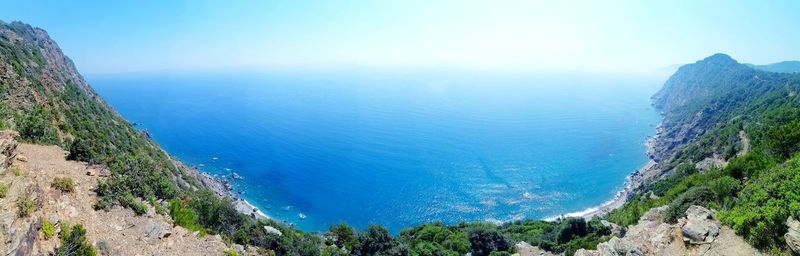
[[1, 20, 799, 255]]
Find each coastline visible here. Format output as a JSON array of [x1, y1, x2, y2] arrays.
[[194, 169, 271, 221], [565, 124, 664, 220]]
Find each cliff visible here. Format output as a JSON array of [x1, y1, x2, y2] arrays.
[[2, 20, 799, 255]]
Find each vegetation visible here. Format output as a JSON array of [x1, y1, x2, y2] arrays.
[[54, 223, 97, 256], [42, 218, 56, 240], [16, 194, 36, 217], [51, 177, 76, 192], [609, 54, 800, 253], [4, 21, 800, 255], [0, 182, 7, 198]]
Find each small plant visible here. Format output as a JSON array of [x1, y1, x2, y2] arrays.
[[54, 223, 97, 256], [17, 194, 37, 217], [223, 249, 239, 256], [0, 182, 8, 198], [42, 218, 56, 240], [51, 177, 76, 192], [11, 165, 23, 176]]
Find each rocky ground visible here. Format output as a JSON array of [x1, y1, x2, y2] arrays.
[[574, 206, 761, 256], [0, 132, 252, 255]]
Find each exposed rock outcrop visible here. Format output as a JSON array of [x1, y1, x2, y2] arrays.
[[786, 217, 800, 254], [575, 206, 761, 256]]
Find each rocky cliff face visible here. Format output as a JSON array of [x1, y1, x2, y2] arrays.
[[575, 206, 761, 256]]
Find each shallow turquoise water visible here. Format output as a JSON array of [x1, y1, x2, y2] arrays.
[[90, 71, 662, 232]]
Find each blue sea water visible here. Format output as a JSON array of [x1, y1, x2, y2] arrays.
[[90, 71, 662, 232]]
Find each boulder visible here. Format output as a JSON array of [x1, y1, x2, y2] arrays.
[[680, 206, 720, 244], [589, 237, 646, 256], [786, 217, 800, 254], [143, 219, 171, 239], [601, 220, 625, 236], [264, 225, 283, 236]]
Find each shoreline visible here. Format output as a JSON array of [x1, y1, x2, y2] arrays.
[[195, 170, 271, 221], [564, 124, 664, 220]]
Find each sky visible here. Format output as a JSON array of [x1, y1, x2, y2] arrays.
[[1, 0, 798, 75]]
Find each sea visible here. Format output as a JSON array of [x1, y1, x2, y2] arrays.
[[89, 70, 663, 232]]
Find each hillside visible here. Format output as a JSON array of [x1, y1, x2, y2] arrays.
[[747, 61, 800, 73], [609, 53, 800, 255], [1, 20, 798, 256]]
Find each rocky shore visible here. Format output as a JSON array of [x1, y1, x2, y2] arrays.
[[195, 171, 270, 220]]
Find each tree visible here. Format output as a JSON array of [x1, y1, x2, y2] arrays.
[[468, 227, 512, 256]]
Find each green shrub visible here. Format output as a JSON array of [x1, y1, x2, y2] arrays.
[[329, 223, 358, 251], [356, 224, 408, 256], [54, 223, 97, 256], [51, 177, 76, 192], [120, 193, 147, 215], [468, 227, 512, 256], [42, 218, 56, 240], [168, 198, 203, 231], [664, 186, 716, 223], [223, 249, 238, 256], [0, 182, 8, 198], [11, 165, 23, 176], [16, 194, 36, 217], [66, 138, 93, 162], [719, 158, 800, 250]]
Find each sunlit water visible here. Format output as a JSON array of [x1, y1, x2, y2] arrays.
[[91, 71, 661, 232]]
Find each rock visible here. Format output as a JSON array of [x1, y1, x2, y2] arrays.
[[143, 219, 171, 239], [602, 237, 646, 255], [86, 169, 95, 176], [786, 217, 800, 254], [232, 244, 245, 253], [514, 241, 554, 256], [15, 154, 27, 162], [263, 225, 282, 236], [640, 206, 668, 222], [680, 206, 720, 244], [601, 220, 625, 236]]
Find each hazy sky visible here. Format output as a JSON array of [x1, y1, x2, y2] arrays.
[[1, 0, 798, 74]]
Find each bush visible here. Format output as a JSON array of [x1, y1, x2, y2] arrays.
[[329, 223, 358, 251], [664, 186, 716, 223], [719, 158, 800, 249], [54, 223, 97, 256], [0, 182, 8, 198], [168, 199, 203, 231], [42, 218, 56, 240], [120, 193, 148, 215], [11, 165, 23, 176], [223, 249, 238, 256], [556, 218, 588, 244], [468, 227, 512, 256], [357, 224, 394, 255], [66, 138, 92, 162], [51, 177, 76, 192], [17, 194, 37, 217]]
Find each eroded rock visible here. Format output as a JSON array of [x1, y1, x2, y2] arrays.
[[786, 217, 800, 254], [680, 206, 720, 244]]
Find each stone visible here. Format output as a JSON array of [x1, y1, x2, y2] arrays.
[[143, 219, 171, 239], [640, 206, 668, 222], [15, 154, 26, 162], [232, 244, 245, 253], [786, 217, 800, 254], [264, 225, 283, 236], [601, 220, 625, 236], [680, 206, 720, 244], [596, 237, 646, 256]]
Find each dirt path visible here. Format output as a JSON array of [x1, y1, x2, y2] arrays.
[[2, 141, 234, 255]]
